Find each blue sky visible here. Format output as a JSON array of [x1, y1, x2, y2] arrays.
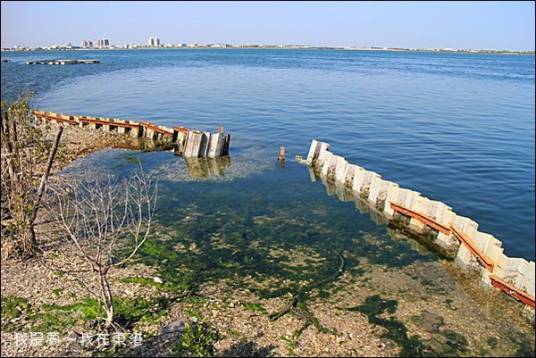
[[1, 1, 534, 50]]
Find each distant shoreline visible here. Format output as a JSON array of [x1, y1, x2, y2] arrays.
[[2, 47, 534, 55]]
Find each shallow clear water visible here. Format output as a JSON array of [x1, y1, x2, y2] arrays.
[[2, 49, 534, 259]]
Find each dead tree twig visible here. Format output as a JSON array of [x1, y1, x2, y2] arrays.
[[48, 166, 158, 329]]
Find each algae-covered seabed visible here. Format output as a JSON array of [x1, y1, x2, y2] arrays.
[[4, 146, 534, 357]]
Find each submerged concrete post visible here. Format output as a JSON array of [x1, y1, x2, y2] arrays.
[[222, 134, 231, 155], [184, 130, 206, 157], [382, 183, 400, 216], [207, 133, 225, 158], [343, 164, 359, 188], [306, 139, 322, 166], [359, 171, 381, 198], [199, 132, 211, 157], [351, 168, 366, 195], [315, 142, 331, 168], [334, 156, 348, 185], [320, 152, 337, 179], [278, 146, 286, 162], [367, 176, 384, 205]]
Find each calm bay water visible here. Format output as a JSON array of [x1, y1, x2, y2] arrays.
[[1, 49, 534, 260]]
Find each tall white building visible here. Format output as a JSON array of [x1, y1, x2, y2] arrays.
[[148, 36, 161, 47], [95, 39, 110, 48]]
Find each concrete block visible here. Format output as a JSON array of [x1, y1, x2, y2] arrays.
[[491, 257, 534, 296], [438, 208, 456, 229], [320, 152, 336, 178], [351, 167, 366, 194], [382, 183, 400, 216], [452, 215, 478, 240], [436, 232, 457, 249], [408, 195, 430, 230], [306, 139, 322, 166], [424, 200, 440, 221], [334, 156, 348, 185], [130, 127, 141, 138], [502, 257, 532, 293], [222, 134, 231, 155], [178, 131, 187, 143], [315, 142, 331, 167], [307, 166, 317, 182], [360, 171, 374, 194], [367, 176, 384, 205], [183, 131, 195, 157], [344, 164, 360, 187], [207, 133, 225, 158], [426, 201, 452, 227], [528, 261, 535, 297], [198, 132, 211, 157], [473, 232, 501, 255], [184, 131, 203, 158], [492, 253, 510, 279], [455, 244, 481, 271], [402, 190, 421, 210], [117, 127, 126, 134], [145, 127, 155, 139], [393, 188, 415, 207], [393, 188, 407, 206]]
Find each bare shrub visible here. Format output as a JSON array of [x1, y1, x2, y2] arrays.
[[1, 99, 63, 258], [48, 168, 158, 329]]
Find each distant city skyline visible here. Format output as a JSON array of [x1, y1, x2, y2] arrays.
[[1, 1, 535, 51]]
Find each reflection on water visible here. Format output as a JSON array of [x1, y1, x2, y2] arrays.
[[182, 156, 231, 179], [310, 166, 388, 226], [154, 142, 273, 182]]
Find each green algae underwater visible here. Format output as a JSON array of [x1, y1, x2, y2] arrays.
[[3, 146, 529, 356]]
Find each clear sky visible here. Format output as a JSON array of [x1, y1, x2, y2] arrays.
[[1, 1, 534, 50]]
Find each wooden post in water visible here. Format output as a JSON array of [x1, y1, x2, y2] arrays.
[[278, 146, 286, 162]]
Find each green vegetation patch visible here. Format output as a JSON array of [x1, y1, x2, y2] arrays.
[[2, 295, 170, 333], [242, 301, 267, 314], [171, 322, 219, 357], [119, 276, 187, 292], [1, 296, 33, 330]]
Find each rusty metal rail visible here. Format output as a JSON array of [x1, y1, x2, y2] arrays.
[[35, 112, 144, 129], [32, 110, 231, 158], [389, 201, 495, 272], [78, 116, 142, 129], [36, 113, 79, 126], [390, 202, 451, 234], [490, 275, 535, 308], [450, 225, 494, 272], [140, 121, 174, 137], [389, 201, 535, 308]]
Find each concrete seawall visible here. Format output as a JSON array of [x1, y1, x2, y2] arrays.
[[32, 110, 230, 158], [305, 139, 535, 319]]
